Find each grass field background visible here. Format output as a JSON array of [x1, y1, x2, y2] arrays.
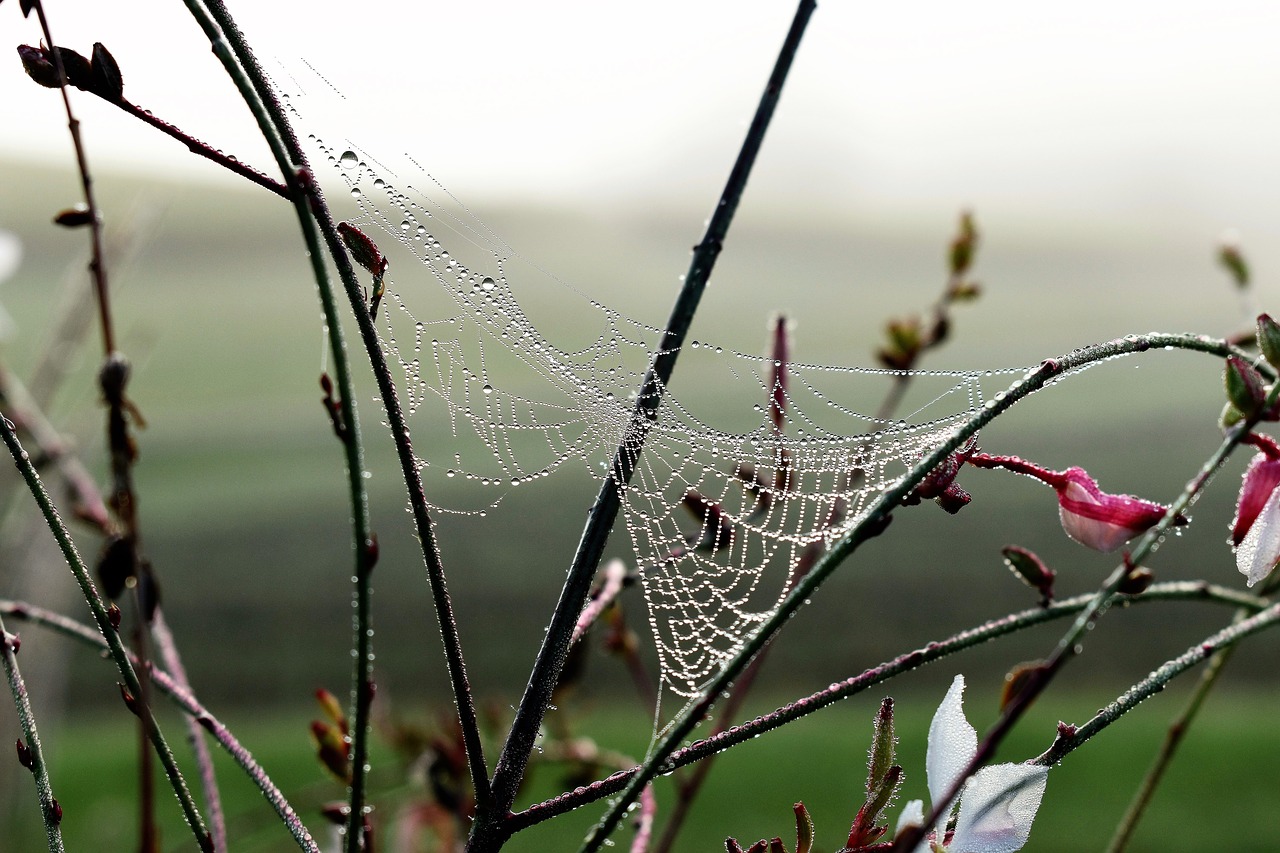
[[0, 155, 1278, 849]]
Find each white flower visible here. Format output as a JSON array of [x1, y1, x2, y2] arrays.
[[897, 675, 1048, 853]]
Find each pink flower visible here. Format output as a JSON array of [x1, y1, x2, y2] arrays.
[[968, 454, 1184, 552], [1231, 435, 1280, 587]]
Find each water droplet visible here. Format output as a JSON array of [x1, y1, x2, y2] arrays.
[[339, 150, 359, 169], [481, 276, 496, 291], [482, 384, 494, 395]]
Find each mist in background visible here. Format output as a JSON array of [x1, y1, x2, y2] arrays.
[[0, 0, 1276, 722]]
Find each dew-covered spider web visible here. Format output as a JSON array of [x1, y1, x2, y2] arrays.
[[298, 126, 1033, 699]]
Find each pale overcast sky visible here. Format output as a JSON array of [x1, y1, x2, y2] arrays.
[[4, 1, 1280, 231]]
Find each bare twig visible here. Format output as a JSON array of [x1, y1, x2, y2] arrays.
[[0, 615, 64, 852], [507, 580, 1266, 830]]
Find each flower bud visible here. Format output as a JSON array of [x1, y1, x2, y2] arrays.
[[1218, 233, 1249, 289], [1258, 314, 1280, 371], [1001, 545, 1055, 605], [948, 210, 978, 277], [1225, 356, 1267, 419], [89, 43, 123, 102], [1220, 402, 1245, 431]]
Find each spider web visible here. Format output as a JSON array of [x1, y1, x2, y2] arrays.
[[305, 137, 1028, 698]]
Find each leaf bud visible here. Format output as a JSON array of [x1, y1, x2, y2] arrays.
[[1218, 233, 1249, 289], [53, 205, 93, 227], [89, 43, 123, 102], [1225, 355, 1266, 419], [1257, 314, 1280, 371], [15, 739, 33, 771], [1002, 545, 1055, 606], [1220, 401, 1245, 431]]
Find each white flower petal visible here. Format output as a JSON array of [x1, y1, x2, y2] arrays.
[[949, 763, 1048, 853], [896, 798, 925, 835], [926, 675, 977, 826], [1237, 483, 1280, 587], [894, 800, 932, 853]]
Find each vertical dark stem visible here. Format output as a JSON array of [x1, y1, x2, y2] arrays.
[[180, 1, 491, 841], [25, 4, 170, 847], [473, 3, 818, 849]]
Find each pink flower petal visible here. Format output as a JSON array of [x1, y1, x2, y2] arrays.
[[1231, 453, 1280, 546], [1055, 468, 1171, 552]]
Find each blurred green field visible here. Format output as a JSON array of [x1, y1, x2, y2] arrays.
[[9, 687, 1280, 851], [1, 155, 1279, 849]]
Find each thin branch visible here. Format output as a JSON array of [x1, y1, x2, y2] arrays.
[[1105, 638, 1236, 853], [587, 331, 1249, 851], [152, 611, 227, 852], [173, 6, 379, 849], [507, 580, 1265, 830], [1106, 568, 1280, 851], [1036, 600, 1280, 766], [112, 97, 288, 197], [893, 373, 1280, 853], [0, 615, 64, 852], [480, 4, 819, 848], [0, 414, 210, 849], [0, 599, 321, 852]]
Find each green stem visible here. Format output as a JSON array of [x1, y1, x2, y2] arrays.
[[476, 4, 819, 849], [1106, 566, 1280, 852], [188, 3, 494, 831], [0, 415, 210, 850], [1105, 639, 1236, 853], [1036, 600, 1280, 766], [893, 350, 1280, 853], [0, 599, 321, 851], [0, 612, 64, 852], [508, 580, 1264, 830], [586, 331, 1244, 851], [175, 5, 377, 846]]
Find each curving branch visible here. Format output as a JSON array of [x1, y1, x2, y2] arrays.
[[584, 331, 1251, 850], [508, 580, 1265, 830]]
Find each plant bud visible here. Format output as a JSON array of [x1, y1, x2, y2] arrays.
[[1118, 566, 1154, 595], [1220, 401, 1244, 431], [1257, 314, 1280, 370], [89, 43, 123, 102], [15, 739, 33, 771], [1002, 545, 1056, 605], [53, 206, 93, 227], [315, 688, 347, 732], [1225, 356, 1266, 418], [1218, 234, 1249, 289], [337, 222, 388, 278]]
